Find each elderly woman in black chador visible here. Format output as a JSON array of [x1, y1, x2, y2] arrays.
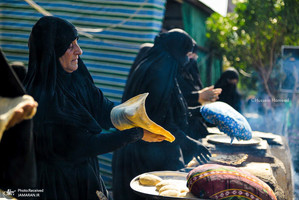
[[24, 16, 164, 200], [112, 29, 211, 200], [177, 43, 222, 139], [215, 67, 242, 112]]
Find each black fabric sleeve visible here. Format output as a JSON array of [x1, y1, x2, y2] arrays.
[[94, 87, 115, 130], [162, 106, 193, 147], [162, 106, 208, 164], [188, 105, 202, 117], [51, 124, 143, 159], [164, 120, 206, 164], [177, 74, 200, 107], [79, 128, 143, 157], [184, 92, 199, 106]]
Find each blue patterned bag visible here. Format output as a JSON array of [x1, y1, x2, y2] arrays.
[[200, 101, 252, 142]]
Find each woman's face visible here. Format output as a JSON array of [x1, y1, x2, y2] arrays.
[[187, 52, 198, 60], [228, 78, 238, 85], [59, 39, 83, 73]]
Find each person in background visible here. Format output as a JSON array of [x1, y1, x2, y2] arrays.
[[10, 61, 27, 83], [124, 43, 153, 90], [130, 43, 153, 75], [0, 50, 37, 194], [24, 16, 164, 200], [112, 29, 211, 200], [177, 42, 222, 139], [215, 67, 242, 113]]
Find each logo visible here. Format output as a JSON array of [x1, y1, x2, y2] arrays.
[[1, 188, 44, 198], [2, 189, 16, 198]]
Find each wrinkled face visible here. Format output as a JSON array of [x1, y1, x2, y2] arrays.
[[59, 39, 83, 73]]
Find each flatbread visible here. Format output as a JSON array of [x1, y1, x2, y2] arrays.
[[159, 190, 180, 197], [159, 185, 180, 193], [179, 192, 197, 198], [187, 153, 248, 167], [139, 173, 162, 186], [110, 93, 175, 142], [0, 95, 37, 141], [155, 180, 175, 191]]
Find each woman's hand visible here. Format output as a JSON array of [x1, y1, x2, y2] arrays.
[[193, 143, 211, 164], [181, 137, 211, 164], [142, 129, 166, 142], [198, 86, 222, 104], [6, 101, 38, 130]]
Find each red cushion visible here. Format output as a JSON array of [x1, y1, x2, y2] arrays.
[[187, 164, 276, 200]]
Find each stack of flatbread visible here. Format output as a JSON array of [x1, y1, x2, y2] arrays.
[[138, 173, 196, 198]]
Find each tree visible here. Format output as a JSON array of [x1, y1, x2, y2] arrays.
[[206, 0, 299, 99]]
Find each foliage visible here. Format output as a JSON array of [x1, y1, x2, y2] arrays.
[[206, 0, 299, 99]]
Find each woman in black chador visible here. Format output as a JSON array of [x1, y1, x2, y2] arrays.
[[130, 43, 153, 76], [0, 50, 37, 193], [215, 67, 242, 113], [112, 29, 211, 200], [177, 43, 221, 139], [24, 16, 163, 200]]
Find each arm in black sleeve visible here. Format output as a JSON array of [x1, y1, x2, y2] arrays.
[[80, 128, 143, 157], [184, 91, 200, 106], [177, 75, 200, 106], [53, 124, 143, 159], [170, 125, 210, 164], [165, 119, 210, 164], [163, 108, 210, 164]]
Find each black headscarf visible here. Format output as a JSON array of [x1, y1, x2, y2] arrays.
[[123, 29, 193, 126], [129, 43, 153, 75], [215, 67, 241, 112], [215, 67, 239, 87], [180, 44, 203, 91], [24, 16, 113, 157], [124, 43, 153, 92]]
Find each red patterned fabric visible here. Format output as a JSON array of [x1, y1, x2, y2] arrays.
[[187, 164, 277, 200]]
